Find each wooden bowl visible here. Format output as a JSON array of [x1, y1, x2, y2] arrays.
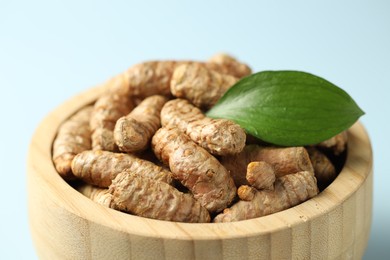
[[28, 85, 373, 260]]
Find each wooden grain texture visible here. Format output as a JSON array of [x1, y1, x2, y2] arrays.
[[27, 86, 373, 260]]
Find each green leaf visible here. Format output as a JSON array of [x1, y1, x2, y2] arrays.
[[206, 70, 365, 146]]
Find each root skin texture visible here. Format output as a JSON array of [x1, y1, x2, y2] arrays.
[[90, 92, 134, 151], [109, 171, 210, 223], [307, 147, 336, 190], [161, 98, 246, 156], [71, 150, 173, 188], [152, 126, 236, 213], [114, 95, 168, 153], [116, 55, 251, 99], [317, 131, 348, 155], [170, 63, 238, 109], [221, 145, 314, 187], [246, 161, 276, 191], [214, 171, 319, 222], [52, 106, 93, 180], [206, 53, 252, 78]]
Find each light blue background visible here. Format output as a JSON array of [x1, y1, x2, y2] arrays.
[[1, 0, 389, 258]]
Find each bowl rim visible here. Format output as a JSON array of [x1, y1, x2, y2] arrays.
[[28, 84, 373, 240]]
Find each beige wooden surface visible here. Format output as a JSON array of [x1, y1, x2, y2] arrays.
[[27, 86, 373, 260]]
